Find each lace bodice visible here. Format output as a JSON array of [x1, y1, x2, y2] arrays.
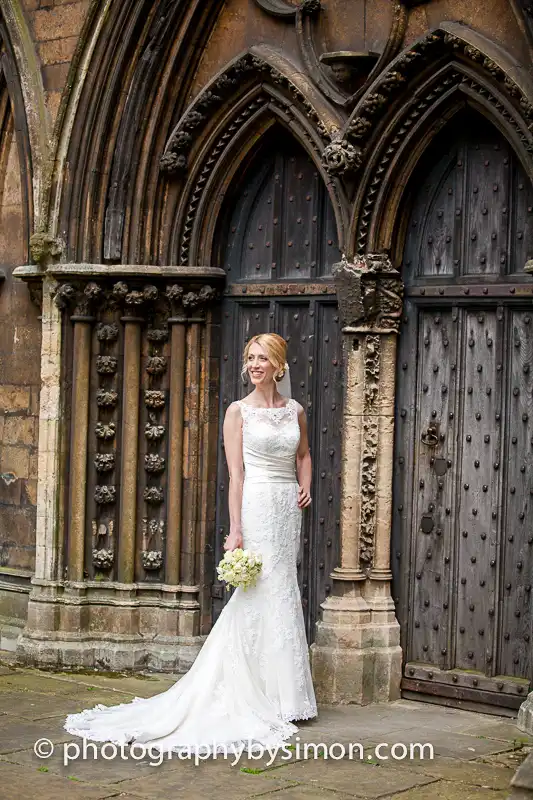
[[236, 397, 300, 483]]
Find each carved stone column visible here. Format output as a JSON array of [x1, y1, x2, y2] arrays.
[[310, 254, 403, 704], [165, 286, 187, 586], [111, 283, 154, 584], [179, 287, 216, 636], [54, 283, 101, 581]]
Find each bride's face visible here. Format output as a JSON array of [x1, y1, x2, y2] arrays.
[[246, 343, 277, 387]]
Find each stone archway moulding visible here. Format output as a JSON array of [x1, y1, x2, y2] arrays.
[[0, 0, 49, 230], [317, 23, 533, 258], [159, 45, 347, 265]]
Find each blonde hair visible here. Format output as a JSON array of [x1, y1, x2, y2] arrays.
[[241, 333, 287, 382]]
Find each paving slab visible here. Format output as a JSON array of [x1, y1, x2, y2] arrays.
[[383, 778, 510, 800], [364, 726, 516, 761], [241, 787, 360, 799], [0, 718, 74, 754], [261, 758, 440, 798], [0, 760, 116, 800], [2, 744, 177, 781], [375, 753, 515, 788], [0, 689, 138, 721], [103, 760, 301, 800]]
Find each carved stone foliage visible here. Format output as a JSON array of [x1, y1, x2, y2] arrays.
[[94, 454, 115, 472], [92, 521, 114, 570], [161, 52, 330, 176], [145, 420, 166, 441], [54, 281, 102, 317], [95, 422, 116, 440], [146, 356, 167, 375], [141, 550, 164, 570], [94, 485, 116, 504], [96, 389, 119, 408], [321, 137, 362, 176], [145, 390, 166, 409], [97, 323, 119, 342], [144, 454, 166, 474], [358, 334, 381, 568], [364, 335, 380, 411], [360, 416, 378, 567], [332, 254, 404, 333], [141, 519, 165, 571], [324, 28, 533, 182], [96, 356, 118, 374], [144, 487, 164, 504], [147, 328, 169, 342]]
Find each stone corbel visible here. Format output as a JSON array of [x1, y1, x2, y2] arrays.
[[332, 253, 403, 334]]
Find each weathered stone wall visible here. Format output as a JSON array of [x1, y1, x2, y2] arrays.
[[0, 105, 39, 645], [0, 1, 90, 647], [21, 0, 90, 122]]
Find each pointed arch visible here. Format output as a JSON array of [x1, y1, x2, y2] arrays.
[[53, 0, 229, 264], [334, 24, 533, 257], [0, 1, 48, 237], [161, 47, 346, 266]]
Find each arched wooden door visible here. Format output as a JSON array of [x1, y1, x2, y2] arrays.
[[393, 109, 533, 712], [211, 129, 342, 642]]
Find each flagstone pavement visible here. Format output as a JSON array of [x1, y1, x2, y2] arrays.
[[0, 654, 531, 800]]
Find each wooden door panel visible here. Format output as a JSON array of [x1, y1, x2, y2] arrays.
[[394, 109, 533, 708], [409, 308, 459, 668], [499, 309, 533, 677], [464, 142, 510, 275], [455, 308, 503, 672]]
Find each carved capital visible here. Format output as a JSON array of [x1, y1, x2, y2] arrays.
[[165, 282, 218, 319], [112, 281, 159, 318], [54, 280, 103, 318], [322, 139, 362, 177], [332, 254, 404, 333]]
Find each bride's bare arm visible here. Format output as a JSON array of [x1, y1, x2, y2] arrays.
[[222, 402, 244, 550], [295, 403, 312, 509]]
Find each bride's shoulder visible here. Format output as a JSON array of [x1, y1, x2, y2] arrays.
[[291, 398, 305, 416], [225, 400, 243, 420]]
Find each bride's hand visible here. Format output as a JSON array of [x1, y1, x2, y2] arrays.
[[223, 530, 243, 551], [297, 485, 312, 509]]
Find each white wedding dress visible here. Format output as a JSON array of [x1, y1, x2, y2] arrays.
[[64, 396, 317, 754]]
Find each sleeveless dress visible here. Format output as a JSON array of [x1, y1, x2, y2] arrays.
[[64, 396, 317, 754]]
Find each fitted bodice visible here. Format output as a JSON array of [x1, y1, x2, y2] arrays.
[[237, 398, 300, 484]]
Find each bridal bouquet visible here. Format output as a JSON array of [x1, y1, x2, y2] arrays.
[[216, 548, 263, 591]]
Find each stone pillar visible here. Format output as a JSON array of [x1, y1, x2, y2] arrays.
[[55, 283, 101, 582], [310, 254, 404, 705], [118, 315, 143, 584], [165, 292, 187, 586]]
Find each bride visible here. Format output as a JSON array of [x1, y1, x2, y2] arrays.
[[64, 332, 317, 754]]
